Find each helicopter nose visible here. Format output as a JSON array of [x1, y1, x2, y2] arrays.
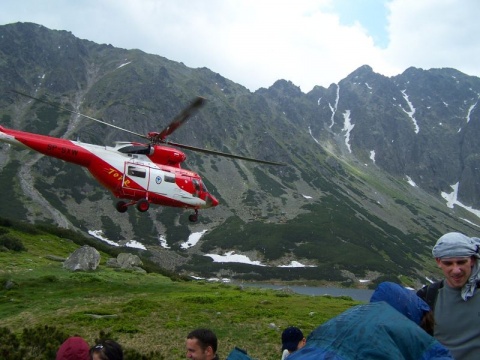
[[206, 193, 219, 207]]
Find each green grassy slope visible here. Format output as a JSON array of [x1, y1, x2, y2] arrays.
[[0, 219, 359, 359]]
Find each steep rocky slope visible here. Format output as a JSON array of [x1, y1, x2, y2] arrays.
[[1, 22, 479, 286]]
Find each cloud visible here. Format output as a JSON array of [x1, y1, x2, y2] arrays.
[[1, 0, 479, 93], [112, 0, 390, 91], [385, 0, 480, 76]]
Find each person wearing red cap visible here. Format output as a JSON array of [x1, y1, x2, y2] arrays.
[[56, 336, 90, 360]]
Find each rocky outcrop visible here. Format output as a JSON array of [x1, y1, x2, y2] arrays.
[[106, 253, 146, 273], [63, 245, 100, 271]]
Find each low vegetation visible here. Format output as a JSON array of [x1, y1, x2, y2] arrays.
[[0, 218, 359, 359]]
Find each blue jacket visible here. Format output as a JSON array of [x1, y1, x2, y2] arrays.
[[288, 302, 453, 360]]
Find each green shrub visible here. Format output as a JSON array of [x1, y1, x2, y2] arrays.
[[0, 217, 13, 227], [0, 234, 26, 252], [0, 325, 68, 360], [0, 327, 23, 360], [21, 325, 67, 360], [11, 221, 41, 235], [39, 275, 59, 283]]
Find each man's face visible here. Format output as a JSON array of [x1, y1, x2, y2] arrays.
[[436, 256, 475, 288], [186, 338, 213, 360]]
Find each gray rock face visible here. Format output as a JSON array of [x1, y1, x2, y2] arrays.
[[63, 245, 101, 271]]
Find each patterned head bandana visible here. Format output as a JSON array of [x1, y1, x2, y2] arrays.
[[432, 232, 480, 301]]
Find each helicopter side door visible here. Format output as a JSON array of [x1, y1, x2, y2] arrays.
[[122, 162, 150, 193]]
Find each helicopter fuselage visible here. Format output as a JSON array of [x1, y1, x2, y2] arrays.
[[4, 92, 283, 222], [0, 125, 219, 216]]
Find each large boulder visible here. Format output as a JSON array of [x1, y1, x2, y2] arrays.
[[117, 253, 143, 268], [63, 245, 101, 271], [106, 253, 145, 273]]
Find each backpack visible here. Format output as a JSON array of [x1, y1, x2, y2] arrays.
[[416, 280, 444, 310]]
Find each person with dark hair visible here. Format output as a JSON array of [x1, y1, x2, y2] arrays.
[[281, 326, 306, 359], [56, 336, 90, 360], [287, 282, 453, 360], [90, 339, 123, 360], [186, 328, 219, 360], [417, 232, 480, 360]]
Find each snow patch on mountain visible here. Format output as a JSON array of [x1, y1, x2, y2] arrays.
[[400, 90, 420, 134], [406, 176, 417, 187], [441, 182, 480, 218], [342, 110, 354, 153], [88, 230, 146, 249], [329, 83, 340, 128], [180, 230, 208, 249]]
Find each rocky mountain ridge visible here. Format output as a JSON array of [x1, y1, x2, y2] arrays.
[[1, 22, 480, 287]]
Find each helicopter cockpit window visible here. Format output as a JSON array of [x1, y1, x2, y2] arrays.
[[164, 173, 176, 183], [192, 179, 200, 192], [128, 166, 146, 178], [118, 145, 153, 155]]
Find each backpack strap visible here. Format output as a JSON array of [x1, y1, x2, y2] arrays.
[[416, 280, 444, 310]]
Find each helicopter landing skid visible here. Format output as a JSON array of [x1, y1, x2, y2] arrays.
[[189, 209, 199, 223], [116, 198, 150, 213], [116, 199, 198, 222]]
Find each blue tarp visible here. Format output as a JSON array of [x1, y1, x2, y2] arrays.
[[226, 347, 254, 360], [288, 302, 453, 360]]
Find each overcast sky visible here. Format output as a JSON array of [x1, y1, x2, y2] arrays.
[[1, 0, 479, 93]]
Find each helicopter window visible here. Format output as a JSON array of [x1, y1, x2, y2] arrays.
[[127, 166, 146, 178], [118, 145, 152, 155], [164, 173, 175, 183], [192, 179, 200, 191]]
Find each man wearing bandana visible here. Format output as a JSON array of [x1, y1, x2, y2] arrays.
[[417, 232, 480, 360]]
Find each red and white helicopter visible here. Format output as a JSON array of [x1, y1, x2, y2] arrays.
[[0, 91, 284, 222]]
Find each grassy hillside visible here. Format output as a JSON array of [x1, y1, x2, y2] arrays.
[[0, 219, 359, 359]]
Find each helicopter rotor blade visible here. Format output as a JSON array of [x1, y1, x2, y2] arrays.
[[12, 90, 286, 166], [151, 96, 206, 143], [167, 140, 286, 166], [11, 90, 149, 140]]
